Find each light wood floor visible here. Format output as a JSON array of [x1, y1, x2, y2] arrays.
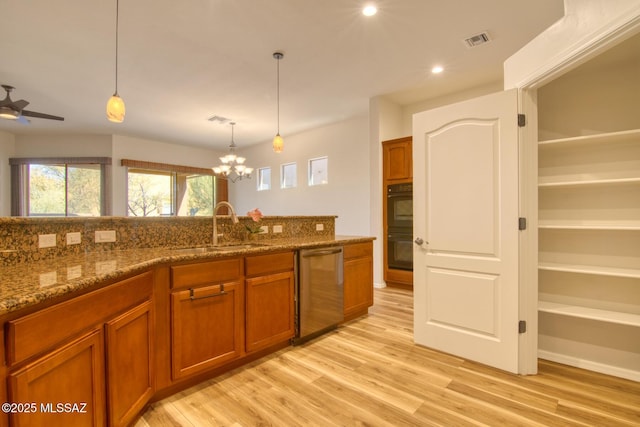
[[136, 287, 640, 426]]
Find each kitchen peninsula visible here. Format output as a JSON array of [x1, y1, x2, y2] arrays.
[[0, 215, 374, 426]]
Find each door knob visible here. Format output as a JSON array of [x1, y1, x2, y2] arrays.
[[414, 237, 424, 245]]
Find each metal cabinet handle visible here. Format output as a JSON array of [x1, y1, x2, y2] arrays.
[[302, 248, 342, 258], [414, 237, 425, 245], [189, 284, 227, 300]]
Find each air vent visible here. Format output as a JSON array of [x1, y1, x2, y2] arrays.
[[464, 32, 491, 48], [207, 115, 231, 124]]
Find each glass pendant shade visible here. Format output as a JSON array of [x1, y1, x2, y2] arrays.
[[106, 94, 125, 123], [273, 133, 284, 153]]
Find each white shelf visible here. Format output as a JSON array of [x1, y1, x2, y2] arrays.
[[538, 221, 640, 230], [538, 176, 640, 188], [538, 262, 640, 279], [539, 301, 640, 327], [539, 128, 640, 147]]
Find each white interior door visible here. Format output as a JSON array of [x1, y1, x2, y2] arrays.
[[412, 89, 520, 373]]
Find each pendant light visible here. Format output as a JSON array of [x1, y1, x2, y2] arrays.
[[106, 0, 125, 123], [272, 52, 284, 153]]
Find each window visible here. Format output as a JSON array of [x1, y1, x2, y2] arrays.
[[122, 159, 223, 217], [9, 157, 111, 216], [257, 167, 271, 191], [308, 156, 328, 186], [127, 169, 174, 216], [281, 162, 297, 189]]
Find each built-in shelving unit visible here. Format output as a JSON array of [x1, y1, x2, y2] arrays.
[[536, 42, 640, 381], [538, 300, 640, 328]]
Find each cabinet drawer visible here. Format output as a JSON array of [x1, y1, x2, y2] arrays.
[[344, 241, 373, 260], [245, 251, 294, 277], [7, 270, 153, 366], [171, 258, 242, 289]]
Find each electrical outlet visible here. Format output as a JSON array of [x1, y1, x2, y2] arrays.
[[272, 225, 283, 233], [315, 224, 324, 231], [259, 225, 269, 234], [38, 234, 57, 248], [95, 230, 116, 243], [66, 232, 81, 245]]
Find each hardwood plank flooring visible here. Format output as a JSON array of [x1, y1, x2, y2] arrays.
[[136, 287, 640, 426]]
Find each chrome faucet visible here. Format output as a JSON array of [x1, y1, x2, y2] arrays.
[[213, 201, 239, 246]]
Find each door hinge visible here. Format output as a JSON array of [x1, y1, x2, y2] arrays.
[[519, 217, 527, 230], [518, 320, 527, 334], [517, 114, 526, 127]]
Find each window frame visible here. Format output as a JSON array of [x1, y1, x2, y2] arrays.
[[280, 162, 297, 189], [308, 156, 329, 186], [256, 166, 271, 191], [9, 157, 112, 217], [121, 158, 225, 217]]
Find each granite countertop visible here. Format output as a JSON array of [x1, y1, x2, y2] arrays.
[[0, 235, 374, 317]]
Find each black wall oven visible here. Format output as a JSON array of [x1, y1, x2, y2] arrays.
[[387, 183, 413, 229], [387, 183, 413, 271]]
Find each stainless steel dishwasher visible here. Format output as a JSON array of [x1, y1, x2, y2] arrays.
[[293, 246, 344, 344]]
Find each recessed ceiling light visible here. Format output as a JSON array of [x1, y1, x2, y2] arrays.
[[432, 66, 444, 74], [362, 5, 377, 16]]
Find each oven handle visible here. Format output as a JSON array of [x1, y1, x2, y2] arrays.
[[387, 234, 413, 241]]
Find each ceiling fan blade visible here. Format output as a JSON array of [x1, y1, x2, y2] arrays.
[[21, 110, 64, 121], [12, 99, 30, 110]]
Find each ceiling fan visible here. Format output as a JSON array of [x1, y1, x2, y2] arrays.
[[0, 84, 64, 123]]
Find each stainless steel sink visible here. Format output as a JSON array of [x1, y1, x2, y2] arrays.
[[173, 243, 267, 254]]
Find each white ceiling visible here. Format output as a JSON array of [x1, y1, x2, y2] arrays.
[[0, 0, 565, 150]]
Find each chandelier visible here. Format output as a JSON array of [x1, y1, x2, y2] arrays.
[[212, 122, 253, 183]]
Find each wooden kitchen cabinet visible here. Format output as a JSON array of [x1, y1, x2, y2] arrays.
[[170, 282, 244, 380], [245, 252, 295, 353], [5, 271, 154, 427], [382, 136, 412, 182], [105, 300, 154, 427], [8, 329, 106, 427], [382, 136, 413, 289], [170, 258, 245, 380], [343, 242, 374, 321]]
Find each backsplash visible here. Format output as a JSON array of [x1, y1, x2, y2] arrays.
[[0, 216, 335, 266]]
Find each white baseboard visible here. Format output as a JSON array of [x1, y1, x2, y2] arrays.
[[538, 350, 640, 382]]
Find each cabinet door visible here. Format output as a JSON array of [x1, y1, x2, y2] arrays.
[[344, 256, 374, 319], [105, 300, 154, 427], [171, 281, 244, 380], [8, 329, 106, 427], [246, 271, 295, 353], [383, 137, 412, 181]]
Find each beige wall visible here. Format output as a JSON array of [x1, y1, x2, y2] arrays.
[[0, 131, 16, 216]]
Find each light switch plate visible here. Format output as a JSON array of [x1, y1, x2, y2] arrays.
[[315, 224, 324, 231], [38, 234, 57, 248], [272, 225, 283, 233], [95, 230, 116, 243], [66, 232, 81, 245], [259, 225, 269, 234]]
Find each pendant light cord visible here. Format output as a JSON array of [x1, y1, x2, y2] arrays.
[[114, 0, 120, 96], [276, 54, 280, 134]]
